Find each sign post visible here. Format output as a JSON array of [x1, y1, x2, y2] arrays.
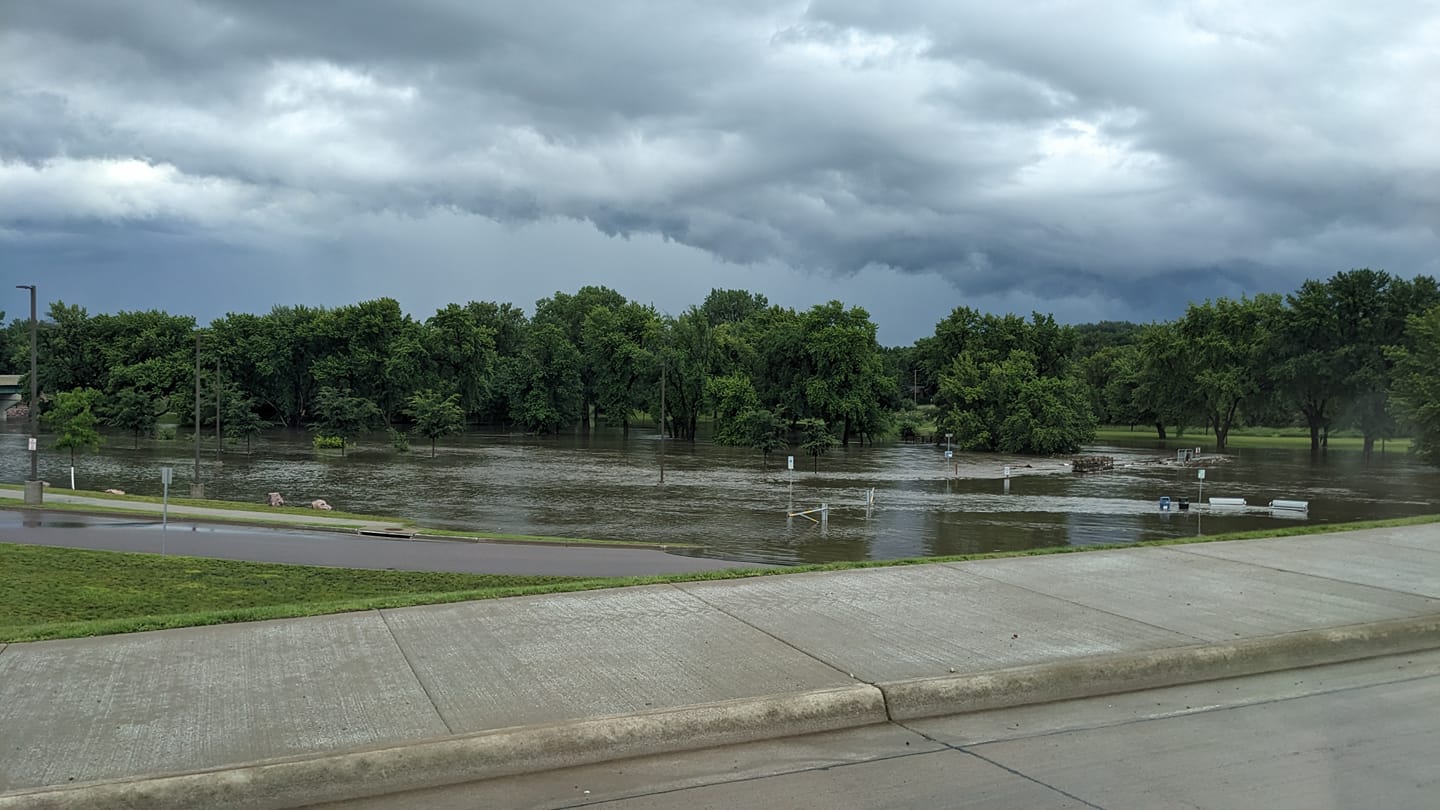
[[160, 467, 174, 548]]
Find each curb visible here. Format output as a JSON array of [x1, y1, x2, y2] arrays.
[[880, 613, 1440, 721], [0, 685, 887, 810], [4, 617, 1437, 809]]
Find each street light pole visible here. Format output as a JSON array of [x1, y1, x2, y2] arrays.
[[16, 285, 40, 505], [215, 352, 221, 462], [192, 331, 204, 497]]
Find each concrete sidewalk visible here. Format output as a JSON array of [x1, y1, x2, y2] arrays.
[[2, 523, 1438, 808]]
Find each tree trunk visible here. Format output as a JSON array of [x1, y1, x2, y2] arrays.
[[1362, 436, 1375, 459], [842, 417, 851, 447], [581, 398, 591, 433], [1308, 421, 1321, 455], [1154, 422, 1167, 440], [431, 438, 436, 458]]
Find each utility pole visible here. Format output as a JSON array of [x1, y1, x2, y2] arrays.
[[659, 357, 666, 485], [191, 331, 204, 497], [16, 285, 41, 504], [215, 352, 222, 462]]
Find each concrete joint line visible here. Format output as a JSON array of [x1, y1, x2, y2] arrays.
[[877, 613, 1440, 722], [664, 583, 870, 683], [1161, 545, 1438, 599], [375, 609, 453, 735], [0, 685, 888, 810], [951, 565, 1211, 644]]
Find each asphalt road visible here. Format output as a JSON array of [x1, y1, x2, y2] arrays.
[[343, 649, 1440, 809], [0, 509, 760, 576]]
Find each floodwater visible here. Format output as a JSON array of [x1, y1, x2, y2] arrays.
[[3, 421, 1436, 565]]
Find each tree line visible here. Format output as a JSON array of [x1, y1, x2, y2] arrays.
[[4, 269, 1439, 466]]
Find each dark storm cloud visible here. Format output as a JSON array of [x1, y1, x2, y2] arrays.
[[3, 0, 1437, 328]]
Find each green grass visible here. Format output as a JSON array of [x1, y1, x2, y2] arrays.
[[0, 544, 601, 642], [1093, 426, 1414, 452], [3, 513, 1436, 643]]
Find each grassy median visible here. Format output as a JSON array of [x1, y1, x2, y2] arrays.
[[3, 513, 1437, 643]]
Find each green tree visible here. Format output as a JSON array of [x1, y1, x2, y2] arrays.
[[706, 373, 760, 445], [533, 286, 628, 431], [1176, 295, 1283, 451], [935, 350, 1095, 454], [407, 390, 466, 457], [800, 301, 894, 445], [1332, 271, 1440, 457], [502, 323, 583, 433], [224, 395, 269, 453], [583, 301, 659, 433], [423, 303, 498, 420], [44, 387, 104, 467], [699, 288, 769, 326], [103, 387, 161, 448], [1133, 322, 1197, 438], [1277, 278, 1345, 453], [798, 417, 837, 472], [310, 299, 418, 425], [312, 386, 381, 455], [1388, 304, 1440, 466], [738, 407, 788, 468], [1079, 344, 1144, 427], [652, 311, 712, 441]]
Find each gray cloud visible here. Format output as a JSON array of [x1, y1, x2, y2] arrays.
[[3, 0, 1437, 341]]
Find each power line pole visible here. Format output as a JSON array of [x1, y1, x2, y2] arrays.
[[191, 331, 204, 497], [659, 356, 666, 485], [215, 352, 222, 462], [16, 284, 40, 504]]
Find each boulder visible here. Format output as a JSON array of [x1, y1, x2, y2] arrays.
[[267, 492, 285, 507], [309, 499, 333, 511]]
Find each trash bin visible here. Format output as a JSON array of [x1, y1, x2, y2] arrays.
[[1159, 496, 1171, 511], [1178, 498, 1189, 511]]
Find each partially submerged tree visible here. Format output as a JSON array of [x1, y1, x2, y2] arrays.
[[798, 417, 837, 472], [44, 387, 104, 469], [312, 386, 381, 456], [1388, 304, 1440, 467], [407, 389, 466, 457], [738, 407, 788, 468]]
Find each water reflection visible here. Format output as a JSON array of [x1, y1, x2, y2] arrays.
[[3, 422, 1436, 565]]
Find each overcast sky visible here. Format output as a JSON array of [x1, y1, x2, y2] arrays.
[[3, 1, 1437, 344]]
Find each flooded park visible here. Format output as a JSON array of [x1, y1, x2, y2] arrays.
[[4, 421, 1437, 566]]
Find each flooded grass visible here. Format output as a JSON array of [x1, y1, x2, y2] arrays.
[[5, 425, 1438, 564]]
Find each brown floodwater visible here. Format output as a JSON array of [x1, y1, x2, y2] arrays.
[[4, 422, 1436, 565]]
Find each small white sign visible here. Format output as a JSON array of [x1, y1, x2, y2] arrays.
[[28, 437, 37, 451], [786, 455, 794, 471], [944, 450, 953, 459], [1198, 469, 1206, 480], [161, 467, 173, 485]]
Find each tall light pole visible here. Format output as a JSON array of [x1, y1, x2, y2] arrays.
[[215, 352, 222, 462], [16, 285, 40, 505], [191, 331, 204, 497]]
